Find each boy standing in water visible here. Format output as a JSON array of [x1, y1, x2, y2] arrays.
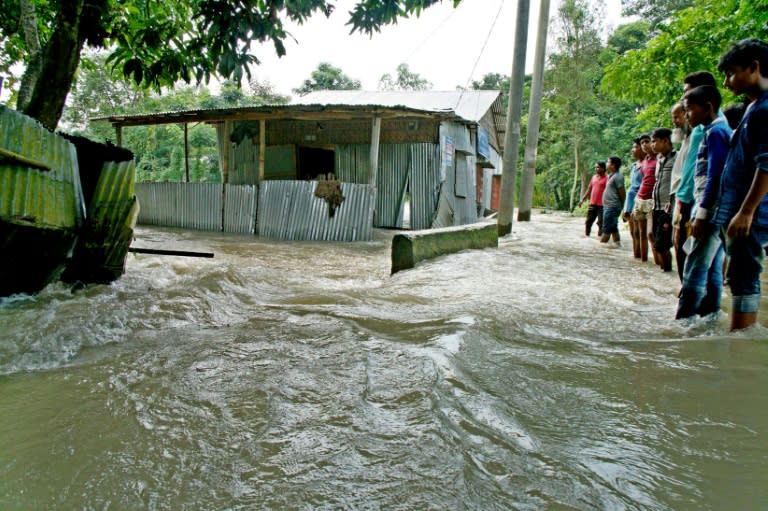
[[600, 156, 626, 248], [670, 103, 693, 281], [624, 139, 645, 258], [579, 162, 608, 237], [651, 128, 676, 272], [712, 39, 768, 330], [632, 134, 656, 262], [676, 85, 732, 320]]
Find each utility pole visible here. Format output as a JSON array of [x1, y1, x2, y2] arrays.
[[497, 0, 532, 236], [518, 0, 550, 222]]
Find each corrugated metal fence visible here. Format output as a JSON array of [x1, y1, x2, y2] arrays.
[[135, 183, 256, 233], [257, 181, 374, 241], [135, 181, 373, 240], [335, 143, 440, 230]]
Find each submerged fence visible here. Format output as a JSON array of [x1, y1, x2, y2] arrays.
[[257, 181, 374, 241], [135, 181, 374, 241]]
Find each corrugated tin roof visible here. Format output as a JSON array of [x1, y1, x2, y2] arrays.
[[92, 90, 507, 150], [292, 90, 502, 124], [94, 90, 505, 130]]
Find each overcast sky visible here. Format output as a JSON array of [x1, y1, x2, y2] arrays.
[[247, 0, 626, 95], [0, 0, 626, 103]]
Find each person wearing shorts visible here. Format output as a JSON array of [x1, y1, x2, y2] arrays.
[[632, 134, 656, 261]]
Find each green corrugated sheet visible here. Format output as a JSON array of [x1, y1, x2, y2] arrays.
[[0, 106, 84, 229]]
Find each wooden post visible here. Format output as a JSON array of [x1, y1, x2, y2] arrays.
[[221, 120, 231, 185], [258, 119, 266, 182], [115, 125, 122, 147], [183, 122, 190, 183], [369, 115, 381, 187], [221, 120, 232, 232]]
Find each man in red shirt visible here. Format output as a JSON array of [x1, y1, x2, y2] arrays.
[[579, 161, 608, 237]]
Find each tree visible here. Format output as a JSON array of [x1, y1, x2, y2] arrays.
[[292, 62, 361, 95], [379, 63, 432, 91], [526, 0, 642, 211], [620, 0, 693, 31], [248, 78, 290, 106], [60, 49, 292, 184], [0, 0, 462, 130], [471, 72, 510, 110], [602, 0, 768, 126]]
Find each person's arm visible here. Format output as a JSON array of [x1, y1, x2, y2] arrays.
[[727, 108, 768, 238], [727, 171, 768, 238], [692, 128, 730, 239], [695, 129, 730, 221], [618, 180, 626, 207], [579, 182, 592, 206]]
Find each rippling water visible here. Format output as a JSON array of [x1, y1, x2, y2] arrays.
[[1, 212, 767, 510]]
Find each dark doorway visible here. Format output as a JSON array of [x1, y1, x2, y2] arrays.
[[297, 146, 335, 180]]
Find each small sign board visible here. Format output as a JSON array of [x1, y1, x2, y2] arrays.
[[477, 127, 490, 160]]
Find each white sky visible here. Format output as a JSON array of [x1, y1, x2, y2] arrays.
[[0, 0, 626, 103], [247, 0, 626, 95]]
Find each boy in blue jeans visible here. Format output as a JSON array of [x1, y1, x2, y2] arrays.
[[712, 39, 768, 330], [676, 85, 732, 319]]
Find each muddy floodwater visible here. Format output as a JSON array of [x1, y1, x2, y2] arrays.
[[1, 212, 767, 510]]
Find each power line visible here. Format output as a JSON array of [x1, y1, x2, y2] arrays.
[[398, 3, 461, 66], [456, 0, 506, 108]]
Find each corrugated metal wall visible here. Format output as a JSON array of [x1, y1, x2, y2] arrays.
[[435, 123, 479, 227], [0, 106, 84, 229], [135, 183, 257, 233], [404, 144, 441, 230], [335, 144, 370, 184], [335, 143, 440, 230], [258, 181, 373, 241]]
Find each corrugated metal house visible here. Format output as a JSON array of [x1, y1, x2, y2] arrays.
[[99, 90, 505, 241]]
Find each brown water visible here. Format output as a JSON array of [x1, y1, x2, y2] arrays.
[[1, 212, 767, 510]]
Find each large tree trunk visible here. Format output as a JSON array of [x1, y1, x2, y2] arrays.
[[569, 143, 579, 212], [21, 0, 86, 130], [15, 0, 43, 111]]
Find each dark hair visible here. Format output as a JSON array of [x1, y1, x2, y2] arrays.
[[683, 71, 717, 88], [608, 156, 622, 170], [632, 137, 641, 145], [596, 161, 607, 170], [723, 102, 747, 129], [639, 133, 651, 141], [718, 38, 768, 78], [684, 85, 722, 112], [651, 127, 673, 141]]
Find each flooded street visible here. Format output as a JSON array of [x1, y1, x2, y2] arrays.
[[1, 212, 767, 510]]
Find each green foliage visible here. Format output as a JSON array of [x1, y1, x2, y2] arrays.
[[379, 63, 432, 91], [602, 0, 768, 127], [471, 72, 510, 110], [620, 0, 694, 31], [0, 0, 461, 128], [524, 0, 643, 210], [60, 51, 288, 184], [293, 62, 362, 95], [348, 0, 462, 34]]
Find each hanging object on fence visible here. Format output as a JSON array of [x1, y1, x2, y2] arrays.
[[314, 173, 345, 218]]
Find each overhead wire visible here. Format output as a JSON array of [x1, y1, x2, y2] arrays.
[[398, 5, 462, 66], [456, 0, 507, 111]]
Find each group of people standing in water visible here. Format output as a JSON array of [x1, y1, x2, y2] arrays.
[[580, 38, 768, 331]]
